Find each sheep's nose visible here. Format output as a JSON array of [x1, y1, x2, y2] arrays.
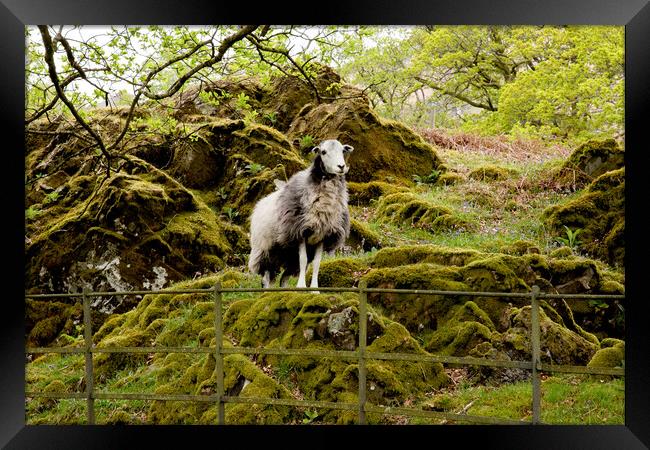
[[338, 164, 345, 171]]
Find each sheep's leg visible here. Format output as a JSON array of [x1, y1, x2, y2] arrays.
[[279, 272, 290, 288], [262, 270, 271, 289], [296, 240, 308, 288], [310, 242, 324, 293]]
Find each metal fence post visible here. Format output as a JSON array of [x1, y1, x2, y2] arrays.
[[82, 289, 95, 424], [214, 282, 225, 425], [358, 281, 368, 425], [530, 285, 541, 425]]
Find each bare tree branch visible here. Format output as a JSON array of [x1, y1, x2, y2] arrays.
[[38, 25, 113, 177]]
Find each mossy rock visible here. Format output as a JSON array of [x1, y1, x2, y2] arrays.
[[361, 248, 621, 339], [550, 246, 574, 258], [372, 245, 481, 268], [427, 320, 496, 356], [287, 96, 446, 183], [25, 159, 246, 343], [501, 305, 598, 365], [426, 301, 498, 356], [105, 410, 138, 425], [435, 172, 465, 186], [347, 181, 409, 206], [499, 240, 541, 256], [468, 165, 517, 182], [261, 64, 344, 132], [25, 300, 83, 347], [308, 257, 370, 288], [361, 263, 472, 333], [543, 168, 624, 267], [226, 292, 449, 423], [184, 120, 307, 223], [553, 139, 624, 189], [149, 353, 296, 424], [348, 219, 383, 251], [374, 192, 473, 233]]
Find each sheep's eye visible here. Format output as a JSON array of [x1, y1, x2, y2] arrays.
[[321, 150, 327, 155]]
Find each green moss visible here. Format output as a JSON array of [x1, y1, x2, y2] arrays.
[[499, 240, 541, 256], [105, 410, 136, 425], [26, 157, 246, 339], [427, 320, 495, 356], [550, 246, 574, 258], [587, 344, 624, 368], [554, 139, 624, 189], [425, 300, 499, 355], [545, 164, 624, 267], [347, 181, 409, 205], [94, 330, 151, 382], [287, 96, 445, 183], [372, 245, 481, 268], [468, 165, 517, 182], [435, 172, 465, 186], [225, 292, 448, 423], [374, 192, 473, 233], [459, 256, 530, 292], [26, 300, 82, 347], [311, 257, 369, 288], [348, 219, 383, 251], [502, 306, 598, 365], [600, 338, 624, 349]]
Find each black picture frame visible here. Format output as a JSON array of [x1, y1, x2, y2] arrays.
[[3, 1, 649, 448]]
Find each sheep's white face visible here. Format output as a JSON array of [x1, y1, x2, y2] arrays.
[[313, 139, 354, 175]]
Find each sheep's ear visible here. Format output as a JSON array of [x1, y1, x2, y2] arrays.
[[343, 144, 354, 153], [311, 146, 320, 154]]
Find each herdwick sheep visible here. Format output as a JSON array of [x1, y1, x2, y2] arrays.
[[248, 139, 353, 290]]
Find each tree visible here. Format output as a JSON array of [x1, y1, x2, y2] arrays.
[[341, 25, 624, 142], [25, 25, 365, 181]]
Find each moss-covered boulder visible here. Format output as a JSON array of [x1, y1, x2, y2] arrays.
[[172, 64, 344, 133], [587, 339, 624, 369], [356, 247, 624, 340], [348, 219, 383, 251], [468, 165, 518, 182], [25, 157, 248, 344], [347, 181, 409, 206], [310, 257, 370, 288], [287, 96, 446, 183], [167, 119, 307, 223], [372, 245, 481, 269], [543, 168, 624, 267], [374, 192, 474, 233], [76, 276, 450, 424], [435, 171, 465, 186], [261, 64, 345, 132], [26, 158, 243, 294], [226, 292, 449, 423], [553, 139, 624, 190], [426, 301, 498, 356], [500, 305, 598, 365], [499, 240, 541, 256], [149, 352, 295, 424]]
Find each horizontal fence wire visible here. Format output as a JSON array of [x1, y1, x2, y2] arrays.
[[25, 284, 625, 425], [25, 287, 625, 300]]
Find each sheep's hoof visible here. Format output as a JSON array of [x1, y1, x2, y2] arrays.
[[310, 290, 321, 295]]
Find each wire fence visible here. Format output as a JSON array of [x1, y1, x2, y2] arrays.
[[25, 282, 625, 425]]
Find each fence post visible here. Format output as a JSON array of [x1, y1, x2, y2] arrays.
[[530, 285, 541, 425], [358, 281, 368, 425], [214, 282, 225, 425], [82, 289, 95, 425]]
